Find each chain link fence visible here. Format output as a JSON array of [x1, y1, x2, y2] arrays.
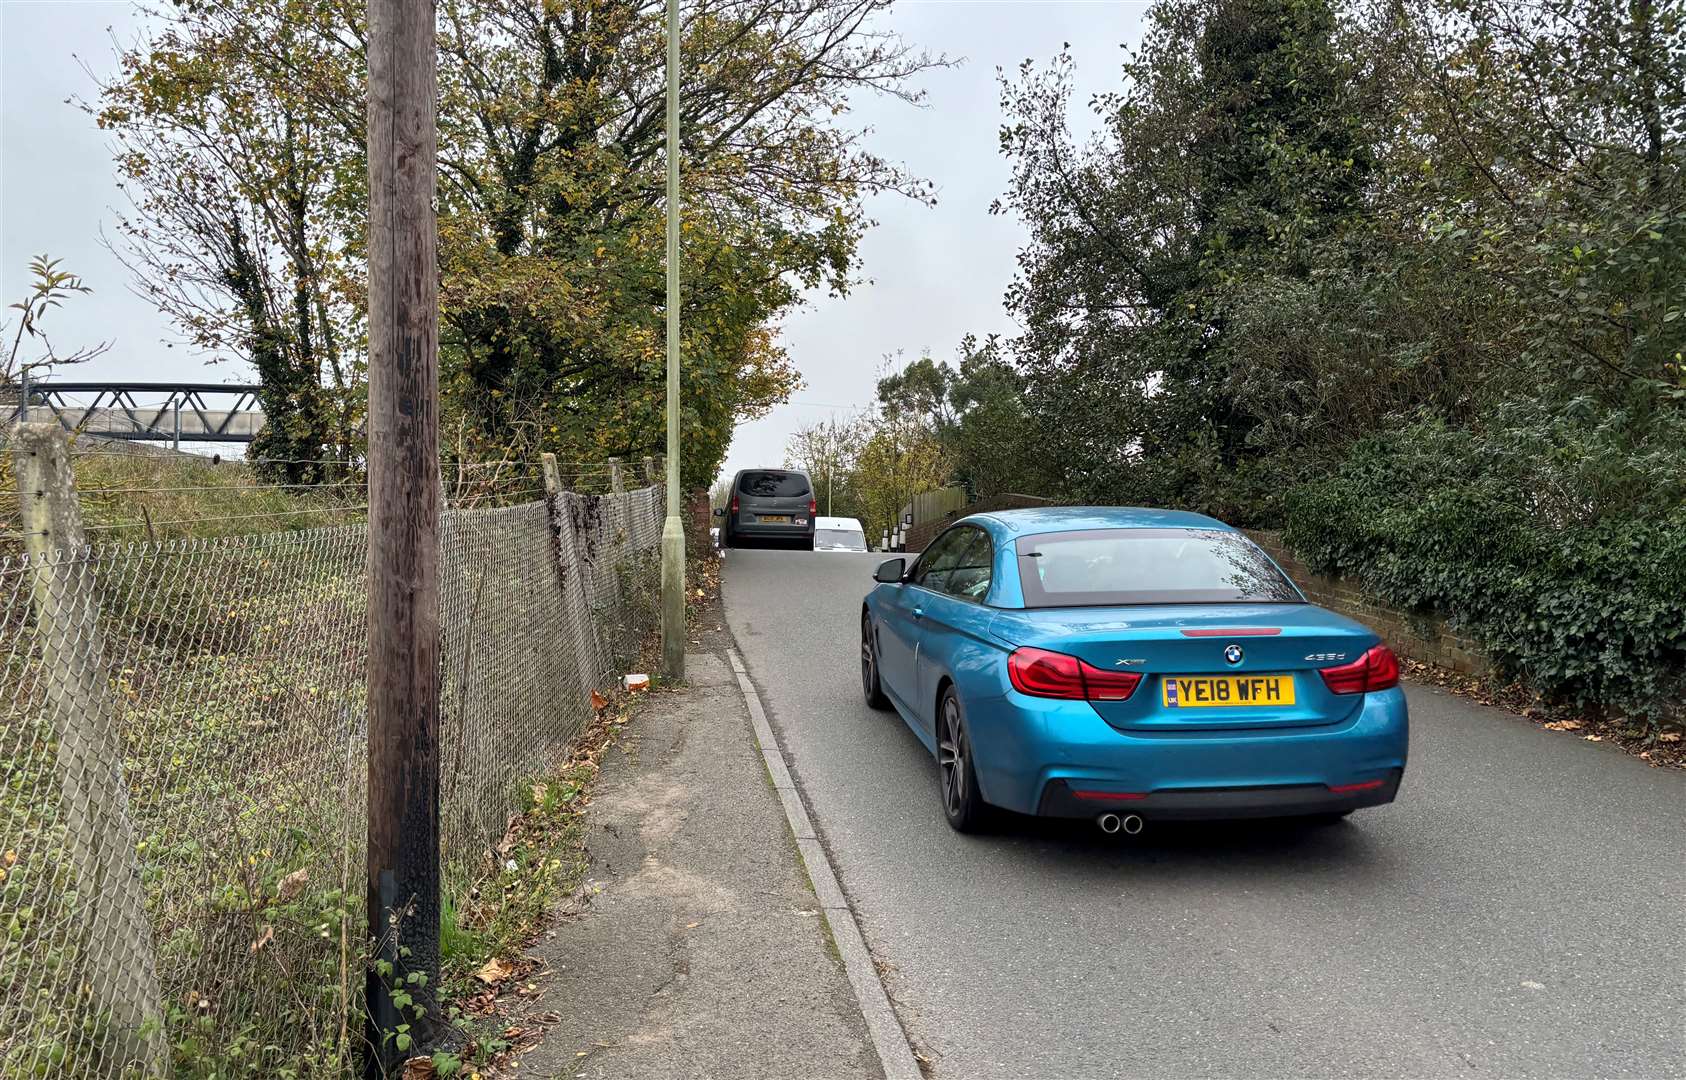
[[0, 471, 664, 1078]]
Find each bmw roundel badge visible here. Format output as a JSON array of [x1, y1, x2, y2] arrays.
[[1223, 644, 1245, 666]]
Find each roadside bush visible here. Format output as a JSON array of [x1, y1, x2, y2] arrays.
[[1285, 423, 1686, 729]]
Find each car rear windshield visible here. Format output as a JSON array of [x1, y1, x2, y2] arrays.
[[737, 470, 810, 497], [1016, 528, 1301, 607], [815, 528, 867, 551]]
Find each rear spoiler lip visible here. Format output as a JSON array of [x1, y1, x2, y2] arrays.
[[986, 608, 1378, 650]]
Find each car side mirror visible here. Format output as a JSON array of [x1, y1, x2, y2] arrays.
[[874, 558, 906, 584], [712, 506, 725, 517]]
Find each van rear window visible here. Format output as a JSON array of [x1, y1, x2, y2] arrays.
[[738, 471, 810, 497]]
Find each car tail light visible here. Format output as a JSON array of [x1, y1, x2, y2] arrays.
[[1008, 647, 1142, 702], [1319, 644, 1400, 694], [1081, 664, 1142, 701]]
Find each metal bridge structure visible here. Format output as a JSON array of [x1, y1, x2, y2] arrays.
[[8, 381, 266, 446]]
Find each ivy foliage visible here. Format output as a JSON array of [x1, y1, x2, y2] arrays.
[[973, 0, 1685, 725], [1286, 423, 1686, 723]]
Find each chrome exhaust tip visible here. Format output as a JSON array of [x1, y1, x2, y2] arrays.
[[1121, 814, 1145, 836], [1097, 813, 1123, 834]]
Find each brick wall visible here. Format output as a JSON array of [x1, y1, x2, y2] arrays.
[[685, 488, 714, 559], [1244, 529, 1490, 676]]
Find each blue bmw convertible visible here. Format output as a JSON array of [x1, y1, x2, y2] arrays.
[[860, 507, 1408, 833]]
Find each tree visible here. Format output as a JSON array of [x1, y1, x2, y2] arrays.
[[851, 412, 948, 547], [4, 256, 112, 386], [995, 0, 1382, 516], [98, 0, 945, 489], [94, 0, 365, 481], [870, 338, 1056, 499], [785, 415, 869, 518]]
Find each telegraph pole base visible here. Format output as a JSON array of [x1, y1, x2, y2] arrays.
[[661, 514, 686, 680]]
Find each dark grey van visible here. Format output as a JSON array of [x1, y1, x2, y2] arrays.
[[720, 469, 817, 549]]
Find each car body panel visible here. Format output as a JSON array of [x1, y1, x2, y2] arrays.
[[862, 506, 1410, 821]]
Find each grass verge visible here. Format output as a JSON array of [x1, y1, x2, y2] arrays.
[[412, 696, 634, 1079]]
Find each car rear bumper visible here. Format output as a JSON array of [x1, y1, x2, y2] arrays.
[[728, 519, 814, 538], [966, 685, 1409, 819], [1035, 767, 1403, 819]]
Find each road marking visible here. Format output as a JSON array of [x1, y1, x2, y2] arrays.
[[726, 647, 923, 1080]]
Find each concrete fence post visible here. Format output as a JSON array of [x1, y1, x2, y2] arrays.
[[541, 453, 562, 501], [641, 456, 656, 487], [606, 457, 628, 550], [541, 454, 605, 697], [14, 423, 168, 1075]]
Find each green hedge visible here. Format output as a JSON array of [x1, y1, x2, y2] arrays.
[[1283, 426, 1686, 730]]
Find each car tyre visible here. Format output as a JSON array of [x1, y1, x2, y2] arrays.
[[861, 612, 891, 711], [937, 686, 991, 833]]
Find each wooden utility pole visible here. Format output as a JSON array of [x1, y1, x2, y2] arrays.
[[364, 0, 440, 1070]]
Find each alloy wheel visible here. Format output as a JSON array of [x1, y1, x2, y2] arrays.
[[938, 696, 968, 818], [860, 619, 876, 697]]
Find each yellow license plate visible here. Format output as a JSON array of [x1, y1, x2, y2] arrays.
[[759, 514, 791, 524], [1162, 674, 1296, 708]]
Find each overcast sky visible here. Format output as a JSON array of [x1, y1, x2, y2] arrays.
[[0, 0, 1148, 472]]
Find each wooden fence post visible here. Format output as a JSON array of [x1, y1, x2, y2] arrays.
[[641, 456, 656, 487], [14, 423, 168, 1075], [608, 457, 625, 495]]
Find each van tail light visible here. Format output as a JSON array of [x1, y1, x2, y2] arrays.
[[1008, 647, 1142, 702], [730, 496, 739, 514], [1319, 644, 1400, 694], [809, 498, 818, 516]]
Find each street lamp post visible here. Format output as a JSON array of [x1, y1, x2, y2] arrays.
[[659, 0, 686, 680]]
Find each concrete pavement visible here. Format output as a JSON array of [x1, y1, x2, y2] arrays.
[[723, 547, 1686, 1079], [514, 648, 882, 1079]]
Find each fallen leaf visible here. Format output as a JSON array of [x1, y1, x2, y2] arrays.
[[684, 921, 699, 929], [1583, 734, 1603, 742], [278, 868, 309, 901], [590, 689, 608, 711], [476, 957, 513, 985], [1659, 731, 1682, 743], [402, 1057, 436, 1080], [250, 925, 274, 953], [1542, 719, 1583, 732]]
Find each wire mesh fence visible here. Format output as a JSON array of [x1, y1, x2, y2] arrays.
[[0, 467, 664, 1077]]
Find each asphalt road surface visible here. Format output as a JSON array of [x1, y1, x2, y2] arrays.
[[722, 547, 1686, 1080]]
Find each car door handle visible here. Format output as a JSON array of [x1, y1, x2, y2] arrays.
[[912, 607, 924, 619]]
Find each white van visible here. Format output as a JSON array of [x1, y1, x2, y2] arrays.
[[813, 516, 868, 552]]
